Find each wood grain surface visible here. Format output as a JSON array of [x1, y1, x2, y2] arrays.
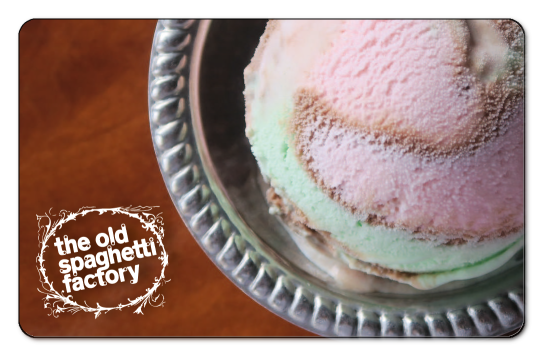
[[19, 19, 314, 337]]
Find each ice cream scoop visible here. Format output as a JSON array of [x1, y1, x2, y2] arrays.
[[244, 20, 524, 289]]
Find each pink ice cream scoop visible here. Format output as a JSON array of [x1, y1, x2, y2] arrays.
[[244, 19, 524, 288]]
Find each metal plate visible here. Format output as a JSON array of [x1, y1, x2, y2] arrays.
[[148, 19, 524, 337]]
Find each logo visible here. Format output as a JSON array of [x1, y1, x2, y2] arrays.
[[36, 206, 168, 318]]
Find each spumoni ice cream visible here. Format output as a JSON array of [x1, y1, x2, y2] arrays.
[[244, 20, 524, 289]]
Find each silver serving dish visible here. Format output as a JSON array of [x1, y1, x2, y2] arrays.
[[148, 19, 524, 337]]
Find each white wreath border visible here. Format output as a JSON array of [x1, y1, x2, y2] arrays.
[[36, 206, 168, 318]]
